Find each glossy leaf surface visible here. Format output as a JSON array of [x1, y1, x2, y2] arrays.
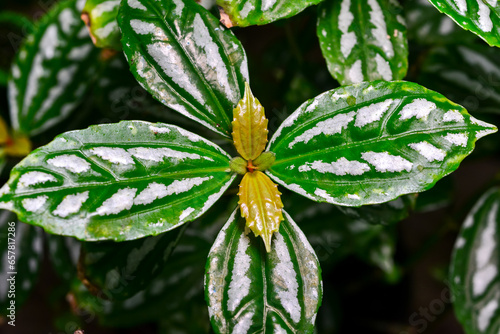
[[419, 44, 500, 115], [232, 83, 268, 160], [238, 170, 283, 252], [216, 0, 323, 27], [82, 0, 122, 50], [91, 54, 217, 140], [206, 208, 322, 333], [79, 224, 185, 300], [267, 81, 497, 206], [0, 211, 43, 314], [0, 121, 235, 241], [427, 0, 500, 47], [317, 0, 408, 85], [8, 0, 100, 136], [118, 0, 249, 138], [450, 187, 500, 333]]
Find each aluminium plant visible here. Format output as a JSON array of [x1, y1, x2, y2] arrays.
[[1, 0, 500, 333]]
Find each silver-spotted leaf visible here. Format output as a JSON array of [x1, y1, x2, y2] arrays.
[[267, 81, 497, 207], [427, 0, 500, 47], [217, 0, 323, 27], [205, 208, 322, 333], [8, 0, 100, 136], [92, 53, 215, 139], [82, 0, 122, 50], [0, 211, 43, 314], [450, 187, 500, 333], [419, 44, 500, 115], [0, 121, 235, 241], [317, 0, 408, 85], [118, 0, 249, 138]]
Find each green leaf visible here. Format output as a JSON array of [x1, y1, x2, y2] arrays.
[[286, 192, 403, 278], [336, 194, 416, 225], [78, 223, 186, 300], [238, 171, 284, 252], [216, 0, 323, 27], [82, 0, 122, 50], [91, 54, 218, 140], [419, 44, 500, 115], [8, 0, 100, 136], [118, 0, 249, 138], [205, 208, 322, 333], [405, 0, 476, 44], [232, 82, 268, 160], [415, 177, 453, 212], [73, 198, 235, 328], [46, 234, 80, 282], [0, 11, 34, 33], [0, 121, 235, 241], [158, 301, 212, 334], [267, 81, 497, 207], [450, 187, 500, 334], [427, 0, 500, 47], [317, 0, 408, 85], [0, 211, 43, 314], [0, 70, 7, 87]]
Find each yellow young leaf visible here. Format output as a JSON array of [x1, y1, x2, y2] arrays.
[[238, 170, 283, 252], [0, 116, 8, 145], [4, 133, 31, 157], [231, 82, 268, 161]]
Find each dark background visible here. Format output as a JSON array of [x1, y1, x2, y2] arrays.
[[1, 0, 500, 333]]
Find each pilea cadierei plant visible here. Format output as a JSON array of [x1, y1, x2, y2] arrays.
[[1, 0, 500, 332]]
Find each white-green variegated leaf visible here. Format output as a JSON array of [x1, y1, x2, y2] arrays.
[[0, 121, 235, 241], [205, 208, 322, 333], [427, 0, 500, 47], [317, 0, 408, 85], [8, 0, 99, 136], [451, 187, 500, 334], [118, 0, 249, 138], [216, 0, 323, 27], [82, 0, 122, 50], [267, 81, 497, 207]]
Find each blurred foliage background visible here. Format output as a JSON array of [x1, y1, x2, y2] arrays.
[[1, 0, 500, 333]]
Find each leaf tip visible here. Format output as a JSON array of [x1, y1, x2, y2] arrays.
[[237, 171, 283, 252], [232, 83, 268, 160], [470, 115, 498, 140]]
